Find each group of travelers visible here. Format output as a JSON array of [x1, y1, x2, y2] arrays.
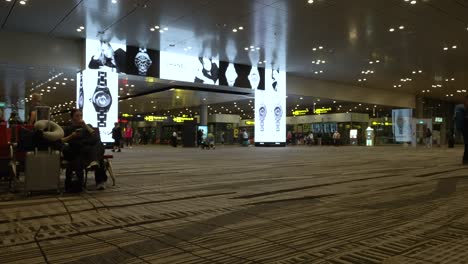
[[111, 122, 134, 152], [288, 130, 341, 146]]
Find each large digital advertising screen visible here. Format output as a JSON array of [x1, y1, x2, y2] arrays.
[[77, 69, 119, 144], [86, 39, 160, 78], [160, 51, 220, 85], [218, 62, 265, 89], [255, 68, 286, 146], [392, 109, 413, 142], [86, 39, 127, 73]]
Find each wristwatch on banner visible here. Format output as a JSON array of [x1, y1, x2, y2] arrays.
[[274, 104, 283, 132], [78, 72, 84, 112], [259, 104, 267, 132], [90, 71, 112, 127], [248, 66, 260, 89], [226, 63, 238, 87], [135, 48, 152, 76]]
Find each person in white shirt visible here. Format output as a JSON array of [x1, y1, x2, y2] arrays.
[[333, 131, 341, 146], [307, 132, 314, 146], [171, 131, 178, 148]]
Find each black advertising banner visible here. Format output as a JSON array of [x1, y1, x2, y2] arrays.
[[126, 46, 160, 77], [218, 61, 265, 90]]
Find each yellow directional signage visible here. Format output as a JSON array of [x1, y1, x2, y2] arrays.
[[314, 108, 332, 115], [372, 121, 393, 126], [293, 108, 309, 116], [173, 115, 194, 123], [144, 116, 168, 122], [245, 121, 255, 125], [122, 113, 134, 117]]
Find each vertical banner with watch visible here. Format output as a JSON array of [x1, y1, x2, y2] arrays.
[[255, 68, 286, 146], [76, 69, 118, 144], [392, 109, 413, 142]]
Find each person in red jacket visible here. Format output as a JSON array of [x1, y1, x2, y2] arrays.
[[124, 123, 133, 148]]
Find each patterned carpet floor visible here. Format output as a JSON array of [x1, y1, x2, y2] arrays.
[[1, 145, 468, 263]]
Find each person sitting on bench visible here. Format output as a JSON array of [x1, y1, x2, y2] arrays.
[[62, 109, 107, 190]]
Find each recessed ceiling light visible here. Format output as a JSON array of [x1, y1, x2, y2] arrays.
[[452, 45, 457, 49], [238, 26, 244, 30], [308, 0, 314, 3], [399, 25, 405, 30], [19, 0, 26, 5], [389, 28, 395, 32], [232, 29, 238, 32], [150, 28, 155, 31]]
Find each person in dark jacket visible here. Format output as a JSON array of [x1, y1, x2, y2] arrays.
[[62, 109, 107, 191], [455, 96, 468, 164], [111, 122, 122, 152]]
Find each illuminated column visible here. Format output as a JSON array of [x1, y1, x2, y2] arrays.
[[200, 104, 208, 126]]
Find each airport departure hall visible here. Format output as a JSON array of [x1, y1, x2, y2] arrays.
[[1, 0, 468, 263]]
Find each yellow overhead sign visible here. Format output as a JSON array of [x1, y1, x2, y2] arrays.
[[122, 113, 134, 117], [314, 108, 332, 115], [372, 121, 392, 126], [173, 115, 195, 123], [144, 116, 168, 122], [245, 121, 255, 125], [293, 109, 309, 116]]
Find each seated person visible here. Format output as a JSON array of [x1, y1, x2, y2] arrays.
[[62, 109, 107, 190]]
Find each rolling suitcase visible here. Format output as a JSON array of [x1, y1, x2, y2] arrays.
[[24, 148, 61, 195]]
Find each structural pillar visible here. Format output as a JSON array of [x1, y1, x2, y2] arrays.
[[200, 104, 208, 126]]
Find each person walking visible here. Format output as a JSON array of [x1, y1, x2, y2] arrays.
[[242, 129, 249, 146], [171, 131, 178, 147], [455, 96, 468, 164], [124, 124, 133, 148], [425, 128, 432, 148], [333, 131, 341, 146], [220, 131, 225, 145], [317, 131, 323, 146], [111, 122, 122, 152]]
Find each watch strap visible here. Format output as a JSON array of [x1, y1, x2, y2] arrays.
[[97, 71, 107, 87], [97, 110, 107, 127]]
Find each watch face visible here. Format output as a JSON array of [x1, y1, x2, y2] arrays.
[[93, 91, 112, 108], [248, 67, 260, 89], [259, 106, 267, 119], [135, 49, 152, 75], [226, 63, 238, 87], [274, 106, 282, 118]]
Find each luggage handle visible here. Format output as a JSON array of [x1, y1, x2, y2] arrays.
[[34, 147, 53, 155]]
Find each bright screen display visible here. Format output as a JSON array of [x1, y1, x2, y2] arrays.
[[255, 68, 286, 146], [160, 51, 220, 85], [198, 126, 208, 140], [218, 62, 265, 89], [85, 39, 127, 73], [392, 109, 413, 142], [77, 69, 119, 144]]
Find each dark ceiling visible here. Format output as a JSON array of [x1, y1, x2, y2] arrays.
[[1, 0, 468, 109]]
